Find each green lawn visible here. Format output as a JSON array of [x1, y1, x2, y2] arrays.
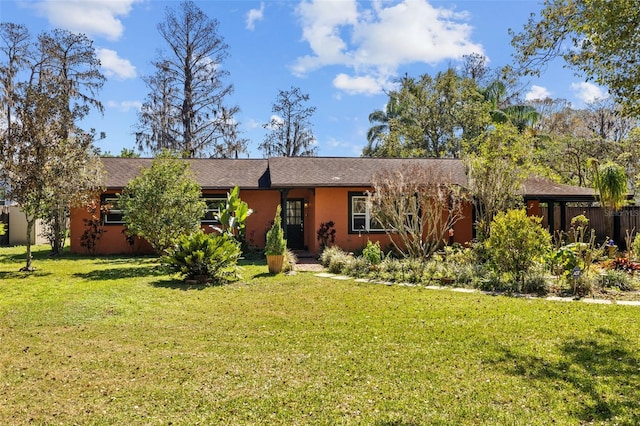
[[1, 246, 639, 425]]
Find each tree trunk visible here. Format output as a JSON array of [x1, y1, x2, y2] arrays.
[[20, 217, 36, 272]]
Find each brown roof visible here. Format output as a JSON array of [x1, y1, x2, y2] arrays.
[[100, 157, 269, 189], [100, 157, 595, 200], [522, 176, 596, 200], [267, 157, 468, 187]]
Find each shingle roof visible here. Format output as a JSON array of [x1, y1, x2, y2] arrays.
[[267, 157, 468, 187], [100, 157, 270, 189], [100, 157, 596, 200], [522, 176, 596, 200]]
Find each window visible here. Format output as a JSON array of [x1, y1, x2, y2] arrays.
[[102, 196, 124, 224], [348, 192, 386, 233], [201, 197, 226, 224]]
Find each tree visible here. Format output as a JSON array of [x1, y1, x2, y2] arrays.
[[37, 29, 105, 255], [510, 0, 640, 117], [0, 25, 105, 267], [135, 1, 242, 158], [363, 93, 405, 157], [591, 159, 627, 243], [367, 163, 468, 259], [118, 153, 206, 254], [40, 137, 105, 255], [465, 124, 533, 239], [0, 23, 31, 146], [364, 70, 490, 158], [259, 86, 317, 157]]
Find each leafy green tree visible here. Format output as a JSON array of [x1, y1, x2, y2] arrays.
[[1, 24, 105, 267], [260, 87, 317, 157], [118, 153, 206, 253], [465, 124, 533, 239], [364, 69, 490, 158], [510, 0, 640, 117], [485, 209, 552, 286]]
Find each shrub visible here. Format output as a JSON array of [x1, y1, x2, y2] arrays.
[[328, 251, 352, 274], [485, 209, 552, 288], [521, 264, 550, 295], [606, 257, 640, 274], [319, 246, 347, 267], [362, 240, 383, 265], [118, 152, 206, 254], [162, 231, 241, 284], [378, 257, 403, 282], [599, 269, 637, 292], [316, 221, 336, 251], [283, 249, 298, 273], [265, 205, 286, 256], [343, 256, 371, 278], [631, 234, 640, 261]]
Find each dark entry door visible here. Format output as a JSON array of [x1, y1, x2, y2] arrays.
[[286, 199, 304, 249]]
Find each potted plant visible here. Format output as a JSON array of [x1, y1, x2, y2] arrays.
[[265, 205, 287, 273]]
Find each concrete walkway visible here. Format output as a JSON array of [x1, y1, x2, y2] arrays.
[[308, 270, 640, 307]]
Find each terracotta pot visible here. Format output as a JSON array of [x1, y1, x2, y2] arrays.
[[266, 254, 284, 274]]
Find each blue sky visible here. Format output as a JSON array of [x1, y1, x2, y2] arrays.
[[2, 0, 608, 158]]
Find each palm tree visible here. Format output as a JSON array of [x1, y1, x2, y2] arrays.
[[501, 105, 540, 133], [363, 94, 403, 156], [592, 159, 628, 243], [482, 80, 540, 133]]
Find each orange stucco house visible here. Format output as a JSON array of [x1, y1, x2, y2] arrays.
[[69, 157, 595, 256]]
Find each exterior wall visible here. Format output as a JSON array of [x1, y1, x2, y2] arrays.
[[70, 189, 283, 255], [526, 199, 540, 217], [69, 201, 154, 255], [70, 186, 476, 256], [452, 202, 474, 245], [310, 187, 475, 255], [238, 190, 281, 249], [8, 206, 47, 246]]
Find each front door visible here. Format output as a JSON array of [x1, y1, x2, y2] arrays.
[[286, 199, 304, 249]]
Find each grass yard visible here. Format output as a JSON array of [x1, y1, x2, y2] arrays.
[[1, 246, 639, 425]]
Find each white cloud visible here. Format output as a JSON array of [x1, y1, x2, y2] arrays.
[[97, 49, 136, 79], [333, 73, 386, 96], [32, 0, 141, 41], [246, 3, 265, 31], [571, 82, 608, 104], [293, 0, 483, 95], [265, 115, 284, 130], [107, 100, 142, 112], [525, 85, 551, 101]]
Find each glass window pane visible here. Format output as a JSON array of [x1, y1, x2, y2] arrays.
[[370, 217, 385, 230], [353, 216, 366, 231], [352, 196, 366, 214]]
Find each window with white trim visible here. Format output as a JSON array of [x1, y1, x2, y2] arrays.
[[201, 197, 226, 224], [349, 193, 385, 233]]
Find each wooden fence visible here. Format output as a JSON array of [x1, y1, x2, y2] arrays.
[[540, 205, 640, 248]]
